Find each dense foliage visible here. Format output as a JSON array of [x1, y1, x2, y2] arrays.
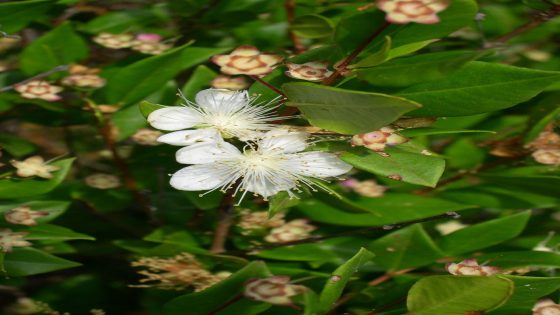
[[1, 0, 560, 314]]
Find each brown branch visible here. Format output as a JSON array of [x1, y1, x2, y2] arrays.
[[488, 4, 560, 46], [250, 75, 287, 98], [367, 268, 414, 286], [209, 192, 236, 253], [207, 293, 243, 315], [0, 65, 69, 92], [228, 212, 456, 254], [85, 101, 156, 223], [322, 21, 391, 86], [285, 0, 306, 54]]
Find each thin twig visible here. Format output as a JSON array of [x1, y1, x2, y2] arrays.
[[487, 4, 560, 47], [0, 65, 69, 92], [322, 21, 391, 86], [228, 212, 456, 254], [207, 294, 243, 315], [285, 0, 306, 54], [250, 75, 287, 98], [209, 192, 236, 253], [85, 101, 156, 224]]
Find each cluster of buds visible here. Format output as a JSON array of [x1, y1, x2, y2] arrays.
[[341, 178, 387, 197], [210, 75, 250, 90], [526, 130, 560, 165], [264, 219, 316, 243], [62, 65, 106, 89], [14, 80, 63, 102], [236, 210, 286, 235], [285, 61, 333, 82], [435, 220, 468, 235], [4, 206, 49, 226], [446, 259, 500, 276], [533, 299, 560, 315], [130, 33, 172, 55], [130, 253, 230, 291], [376, 0, 450, 24], [93, 32, 134, 49], [93, 32, 172, 55], [351, 127, 408, 152], [84, 173, 121, 190], [0, 229, 31, 252], [10, 156, 61, 179], [131, 128, 163, 146], [211, 45, 283, 76], [244, 276, 306, 305]]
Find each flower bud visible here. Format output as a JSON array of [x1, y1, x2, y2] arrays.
[[285, 61, 333, 82], [351, 127, 407, 152], [4, 206, 48, 226], [0, 229, 31, 252], [244, 276, 306, 305], [211, 46, 283, 76], [446, 259, 499, 276], [85, 173, 121, 189], [376, 0, 450, 24], [532, 149, 560, 165], [532, 299, 560, 315]]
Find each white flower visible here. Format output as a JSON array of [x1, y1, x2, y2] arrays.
[[168, 129, 352, 201], [148, 89, 280, 145]]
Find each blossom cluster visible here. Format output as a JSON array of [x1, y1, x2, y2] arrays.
[[93, 32, 172, 55], [147, 88, 352, 201]]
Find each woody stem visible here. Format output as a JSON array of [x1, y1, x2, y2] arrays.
[[209, 191, 236, 253], [322, 21, 391, 86], [250, 75, 287, 98]]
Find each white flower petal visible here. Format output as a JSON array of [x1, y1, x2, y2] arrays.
[[286, 152, 352, 178], [147, 107, 203, 131], [259, 129, 309, 154], [170, 164, 233, 191], [157, 128, 221, 146], [176, 141, 241, 164], [195, 88, 248, 112], [242, 170, 296, 199]]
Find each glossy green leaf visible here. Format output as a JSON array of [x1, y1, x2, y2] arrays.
[[368, 224, 445, 270], [350, 36, 392, 69], [255, 244, 338, 262], [164, 261, 271, 315], [356, 51, 482, 87], [104, 44, 228, 106], [297, 194, 474, 227], [0, 0, 55, 33], [438, 211, 531, 255], [341, 147, 445, 187], [290, 14, 334, 39], [138, 100, 166, 118], [476, 251, 560, 269], [407, 276, 514, 315], [25, 224, 95, 241], [268, 191, 299, 218], [20, 23, 89, 75], [399, 62, 560, 116], [112, 104, 149, 141], [283, 82, 420, 134], [4, 247, 81, 276], [400, 127, 494, 137], [492, 276, 560, 314], [0, 158, 74, 199], [318, 248, 374, 313], [180, 65, 217, 100], [0, 200, 70, 224], [0, 133, 37, 157]]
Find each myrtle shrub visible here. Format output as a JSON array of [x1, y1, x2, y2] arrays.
[[1, 0, 560, 314]]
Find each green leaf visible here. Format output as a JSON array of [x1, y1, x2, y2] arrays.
[[283, 82, 420, 134], [104, 44, 228, 106], [138, 100, 166, 118], [290, 14, 334, 39], [493, 276, 560, 314], [475, 251, 560, 269], [335, 0, 477, 54], [407, 276, 514, 315], [180, 65, 217, 100], [302, 290, 321, 315], [438, 211, 531, 255], [25, 224, 94, 241], [0, 200, 70, 224], [20, 23, 89, 75], [297, 194, 474, 227], [4, 247, 81, 276], [256, 244, 339, 262], [0, 158, 74, 199], [356, 51, 482, 87], [368, 224, 445, 270], [78, 9, 162, 34], [398, 62, 560, 116], [318, 248, 374, 313], [0, 0, 55, 33], [164, 261, 271, 315], [112, 104, 149, 141], [0, 133, 37, 157], [341, 147, 445, 187], [350, 36, 392, 69], [400, 127, 494, 137]]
